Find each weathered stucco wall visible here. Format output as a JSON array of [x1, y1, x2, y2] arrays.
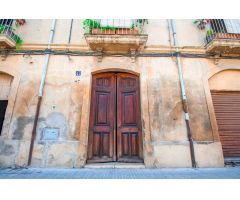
[[0, 53, 234, 168], [15, 19, 206, 47], [209, 70, 240, 91], [2, 19, 240, 168]]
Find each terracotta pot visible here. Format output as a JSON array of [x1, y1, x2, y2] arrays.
[[91, 28, 116, 35], [116, 28, 139, 35], [215, 33, 237, 39], [16, 19, 26, 26]]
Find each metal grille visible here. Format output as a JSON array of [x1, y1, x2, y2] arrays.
[[0, 19, 21, 43], [205, 19, 240, 44], [83, 19, 147, 35], [211, 91, 240, 158]]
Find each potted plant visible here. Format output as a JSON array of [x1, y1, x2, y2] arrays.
[[98, 26, 116, 34], [194, 19, 210, 30], [83, 19, 145, 35], [136, 19, 148, 25], [206, 29, 215, 43], [15, 19, 26, 26], [83, 19, 100, 34], [83, 19, 117, 34], [115, 22, 139, 35]]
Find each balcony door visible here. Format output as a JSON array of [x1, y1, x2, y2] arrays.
[[87, 72, 143, 163]]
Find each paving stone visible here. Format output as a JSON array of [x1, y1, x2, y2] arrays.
[[0, 167, 240, 179]]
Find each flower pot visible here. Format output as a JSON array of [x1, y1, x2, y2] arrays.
[[214, 33, 234, 40], [16, 19, 26, 26], [116, 28, 139, 35], [91, 28, 116, 35], [220, 33, 240, 40]]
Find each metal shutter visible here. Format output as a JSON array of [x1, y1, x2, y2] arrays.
[[224, 19, 240, 34], [211, 91, 240, 158]]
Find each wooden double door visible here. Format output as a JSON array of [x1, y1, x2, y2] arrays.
[[87, 72, 143, 163]]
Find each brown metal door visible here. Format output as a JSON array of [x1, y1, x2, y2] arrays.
[[116, 73, 143, 162], [211, 91, 240, 158], [87, 73, 116, 162]]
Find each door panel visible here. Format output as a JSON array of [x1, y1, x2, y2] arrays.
[[117, 73, 143, 162], [88, 73, 116, 162]]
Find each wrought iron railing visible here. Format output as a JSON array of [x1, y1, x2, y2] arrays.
[[83, 19, 147, 35], [201, 19, 240, 44], [0, 19, 22, 45]]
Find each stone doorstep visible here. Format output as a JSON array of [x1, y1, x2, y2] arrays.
[[84, 162, 146, 169]]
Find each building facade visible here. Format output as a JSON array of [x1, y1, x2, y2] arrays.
[[0, 19, 240, 168]]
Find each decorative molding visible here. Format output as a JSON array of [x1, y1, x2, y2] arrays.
[[18, 44, 207, 55], [206, 39, 240, 55], [0, 35, 16, 49], [202, 66, 240, 142], [84, 34, 148, 53]]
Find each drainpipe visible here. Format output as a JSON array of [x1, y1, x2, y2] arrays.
[[27, 19, 57, 166], [169, 19, 197, 168], [67, 19, 73, 60]]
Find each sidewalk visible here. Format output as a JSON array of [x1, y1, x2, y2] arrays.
[[1, 167, 240, 179]]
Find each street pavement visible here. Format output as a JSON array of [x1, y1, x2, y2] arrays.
[[1, 167, 240, 179]]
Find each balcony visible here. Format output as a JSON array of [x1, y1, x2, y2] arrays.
[[0, 19, 22, 49], [204, 19, 240, 55], [84, 19, 148, 54]]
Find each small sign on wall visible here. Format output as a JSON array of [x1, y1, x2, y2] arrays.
[[75, 70, 81, 83], [41, 127, 59, 140], [76, 70, 81, 77]]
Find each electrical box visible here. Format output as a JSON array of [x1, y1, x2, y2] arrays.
[[42, 127, 59, 140]]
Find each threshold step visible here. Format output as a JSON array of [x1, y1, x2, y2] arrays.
[[84, 162, 145, 169]]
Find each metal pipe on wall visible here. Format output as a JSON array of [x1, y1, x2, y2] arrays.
[[27, 19, 57, 166], [68, 19, 73, 45], [169, 19, 197, 168]]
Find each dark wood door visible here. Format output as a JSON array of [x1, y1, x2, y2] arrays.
[[116, 73, 143, 162], [87, 73, 116, 162], [88, 72, 143, 163]]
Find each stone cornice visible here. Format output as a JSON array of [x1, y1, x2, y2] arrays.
[[18, 44, 207, 55]]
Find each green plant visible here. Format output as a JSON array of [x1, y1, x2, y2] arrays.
[[83, 19, 100, 29], [193, 19, 209, 30], [137, 19, 148, 24], [100, 25, 117, 31], [0, 25, 4, 33], [206, 29, 215, 36], [0, 24, 23, 48], [83, 19, 138, 33], [15, 35, 23, 49]]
